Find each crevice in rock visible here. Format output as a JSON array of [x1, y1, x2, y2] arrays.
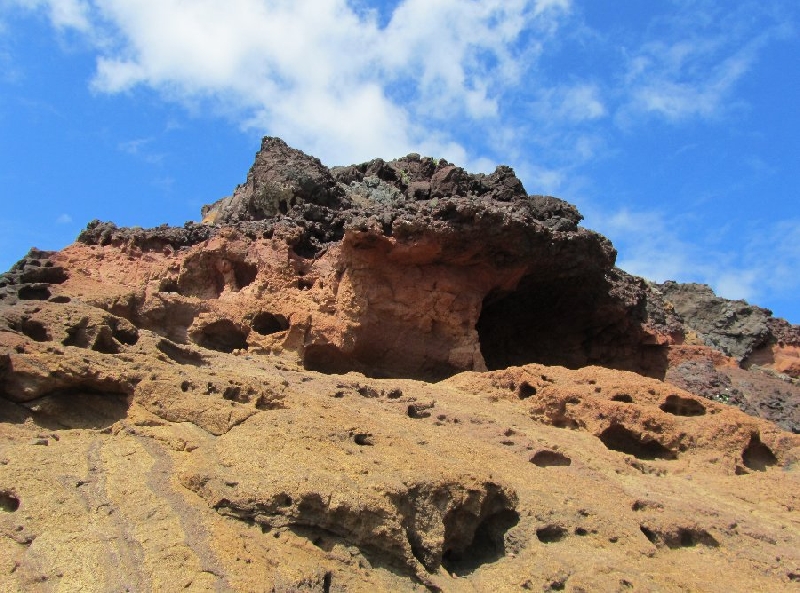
[[640, 525, 658, 544], [598, 424, 677, 460], [660, 394, 706, 417], [741, 433, 777, 472], [157, 339, 207, 366], [611, 394, 634, 403]]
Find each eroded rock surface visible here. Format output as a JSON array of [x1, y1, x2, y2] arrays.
[[1, 137, 799, 591]]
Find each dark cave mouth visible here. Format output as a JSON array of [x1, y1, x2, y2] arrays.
[[475, 273, 668, 379]]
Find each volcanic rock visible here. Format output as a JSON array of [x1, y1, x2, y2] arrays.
[[1, 137, 799, 591]]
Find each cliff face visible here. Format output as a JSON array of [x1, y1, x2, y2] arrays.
[[0, 138, 799, 592]]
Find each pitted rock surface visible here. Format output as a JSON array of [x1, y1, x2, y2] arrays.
[[1, 137, 799, 591]]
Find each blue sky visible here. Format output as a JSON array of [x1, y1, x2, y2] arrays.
[[1, 0, 798, 323]]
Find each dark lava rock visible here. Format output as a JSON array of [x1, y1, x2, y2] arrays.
[[657, 282, 773, 361]]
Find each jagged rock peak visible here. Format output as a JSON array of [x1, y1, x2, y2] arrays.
[[199, 135, 581, 227]]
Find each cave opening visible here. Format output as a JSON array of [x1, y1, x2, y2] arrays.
[[598, 424, 677, 460], [250, 312, 289, 336], [190, 320, 249, 353], [441, 508, 520, 576], [741, 433, 777, 472], [476, 272, 668, 378]]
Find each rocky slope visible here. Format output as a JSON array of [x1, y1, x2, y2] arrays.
[[0, 137, 798, 591]]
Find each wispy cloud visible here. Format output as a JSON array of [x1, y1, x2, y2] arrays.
[[7, 0, 91, 31], [117, 136, 165, 164], [56, 213, 72, 224], [616, 2, 792, 124], [531, 83, 606, 123]]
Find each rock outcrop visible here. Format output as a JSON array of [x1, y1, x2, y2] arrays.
[[1, 137, 799, 591]]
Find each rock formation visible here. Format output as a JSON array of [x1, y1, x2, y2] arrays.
[[0, 137, 798, 591]]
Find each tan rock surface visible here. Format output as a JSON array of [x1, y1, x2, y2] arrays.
[[2, 295, 799, 591]]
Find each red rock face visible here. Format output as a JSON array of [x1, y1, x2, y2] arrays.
[[0, 137, 796, 429]]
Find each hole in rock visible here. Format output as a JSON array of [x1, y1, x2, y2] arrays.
[[20, 320, 50, 342], [574, 527, 589, 536], [303, 344, 357, 375], [250, 312, 289, 336], [353, 433, 374, 446], [0, 491, 20, 512], [49, 295, 71, 303], [158, 278, 180, 293], [536, 525, 568, 543], [530, 450, 572, 467], [91, 329, 120, 354], [21, 266, 67, 284], [21, 391, 130, 430], [441, 508, 520, 576], [297, 278, 314, 290], [111, 323, 139, 346], [356, 385, 380, 398], [611, 394, 634, 403], [643, 526, 719, 549], [191, 320, 249, 354], [18, 285, 51, 300], [476, 273, 668, 378], [518, 382, 537, 399], [62, 322, 89, 349], [598, 424, 677, 460], [670, 528, 719, 548], [407, 403, 433, 419], [223, 386, 248, 403], [741, 433, 777, 472], [233, 261, 258, 289], [660, 394, 706, 417], [177, 256, 257, 298]]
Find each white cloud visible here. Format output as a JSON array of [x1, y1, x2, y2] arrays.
[[56, 213, 72, 224], [1, 0, 558, 165]]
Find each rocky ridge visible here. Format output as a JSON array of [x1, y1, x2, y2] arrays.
[[0, 137, 798, 591]]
